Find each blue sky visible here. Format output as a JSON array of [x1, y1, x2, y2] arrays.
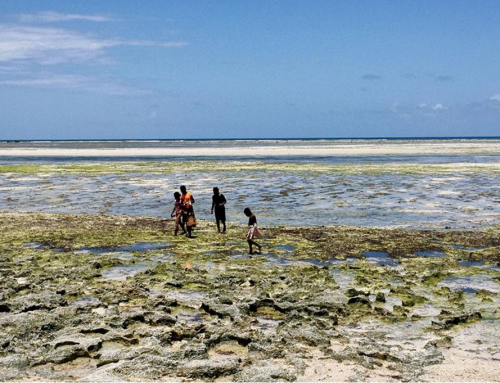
[[0, 0, 499, 139]]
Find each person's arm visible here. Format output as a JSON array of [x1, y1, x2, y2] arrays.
[[211, 196, 215, 214], [171, 206, 176, 217], [191, 195, 195, 204], [220, 194, 226, 206]]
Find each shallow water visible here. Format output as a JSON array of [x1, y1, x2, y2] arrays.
[[101, 261, 156, 281], [415, 250, 447, 258], [438, 274, 500, 293], [115, 242, 170, 252], [75, 242, 170, 254], [458, 261, 484, 267], [2, 151, 500, 229], [171, 307, 204, 323], [362, 251, 398, 267]]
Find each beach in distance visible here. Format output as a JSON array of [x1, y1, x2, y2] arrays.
[[2, 138, 500, 158], [1, 138, 500, 382]]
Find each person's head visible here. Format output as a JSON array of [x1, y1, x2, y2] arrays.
[[243, 207, 252, 217], [213, 187, 219, 195], [180, 185, 187, 194], [174, 192, 181, 201]]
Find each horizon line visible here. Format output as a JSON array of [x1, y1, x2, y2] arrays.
[[2, 135, 500, 142]]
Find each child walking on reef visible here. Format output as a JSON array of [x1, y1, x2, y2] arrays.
[[211, 187, 227, 233], [171, 192, 186, 236], [244, 207, 262, 254]]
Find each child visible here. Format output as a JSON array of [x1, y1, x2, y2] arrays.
[[180, 185, 196, 238], [171, 192, 186, 236], [244, 207, 262, 254], [211, 187, 227, 233]]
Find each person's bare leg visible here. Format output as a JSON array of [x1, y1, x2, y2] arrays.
[[248, 240, 261, 254], [216, 219, 221, 233], [222, 220, 226, 233], [180, 217, 187, 234]]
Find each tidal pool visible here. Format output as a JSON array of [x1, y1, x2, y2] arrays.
[[438, 274, 500, 293], [415, 250, 447, 258], [101, 261, 157, 281]]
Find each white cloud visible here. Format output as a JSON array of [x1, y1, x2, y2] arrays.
[[432, 103, 446, 111], [490, 94, 500, 102], [18, 11, 113, 23], [0, 74, 152, 96], [416, 102, 447, 111], [0, 24, 187, 65]]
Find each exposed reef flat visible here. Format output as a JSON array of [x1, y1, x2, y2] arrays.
[[1, 212, 500, 381], [2, 161, 500, 229]]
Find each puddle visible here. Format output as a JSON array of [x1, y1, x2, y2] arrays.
[[362, 251, 398, 267], [382, 295, 403, 312], [459, 261, 484, 267], [415, 250, 446, 258], [411, 303, 442, 317], [75, 248, 110, 255], [171, 307, 203, 323], [438, 274, 500, 293], [115, 242, 171, 252], [275, 245, 296, 251], [462, 287, 477, 294], [150, 254, 170, 262], [14, 256, 33, 263], [256, 317, 281, 334], [447, 244, 486, 251], [101, 261, 156, 281], [75, 242, 171, 255], [22, 242, 46, 250], [230, 254, 253, 261], [256, 252, 348, 267], [329, 268, 356, 288], [69, 296, 100, 306], [483, 264, 500, 271], [150, 289, 206, 303]]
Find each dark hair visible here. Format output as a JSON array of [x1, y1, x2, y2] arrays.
[[243, 207, 251, 216], [180, 185, 187, 192], [213, 187, 219, 193], [174, 192, 181, 199]]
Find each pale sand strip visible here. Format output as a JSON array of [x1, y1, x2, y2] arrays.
[[1, 141, 500, 157]]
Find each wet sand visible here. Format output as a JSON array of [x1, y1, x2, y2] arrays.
[[1, 139, 500, 157]]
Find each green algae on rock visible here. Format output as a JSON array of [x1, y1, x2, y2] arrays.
[[0, 211, 499, 381]]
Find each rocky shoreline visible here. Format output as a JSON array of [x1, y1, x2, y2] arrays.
[[1, 211, 500, 381]]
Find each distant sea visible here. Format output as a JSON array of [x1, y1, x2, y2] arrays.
[[1, 137, 500, 165]]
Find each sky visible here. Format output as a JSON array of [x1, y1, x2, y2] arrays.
[[0, 0, 499, 139]]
